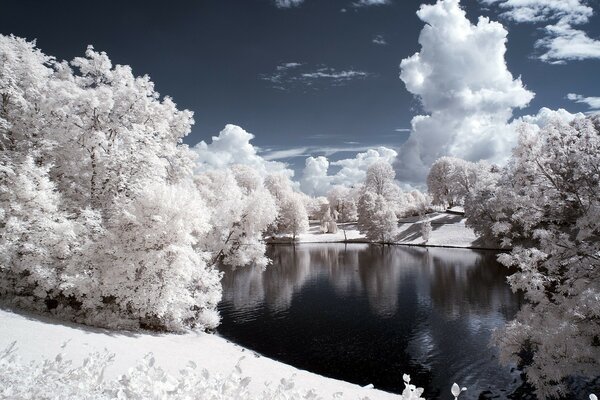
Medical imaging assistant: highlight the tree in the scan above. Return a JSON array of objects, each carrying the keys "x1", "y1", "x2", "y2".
[
  {"x1": 365, "y1": 160, "x2": 396, "y2": 197},
  {"x1": 278, "y1": 192, "x2": 309, "y2": 240},
  {"x1": 195, "y1": 169, "x2": 277, "y2": 268},
  {"x1": 0, "y1": 34, "x2": 222, "y2": 331},
  {"x1": 427, "y1": 156, "x2": 481, "y2": 207},
  {"x1": 465, "y1": 117, "x2": 600, "y2": 397},
  {"x1": 264, "y1": 172, "x2": 310, "y2": 239},
  {"x1": 327, "y1": 185, "x2": 358, "y2": 222},
  {"x1": 357, "y1": 191, "x2": 398, "y2": 243}
]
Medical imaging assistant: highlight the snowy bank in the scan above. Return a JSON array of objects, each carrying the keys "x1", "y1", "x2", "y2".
[
  {"x1": 0, "y1": 307, "x2": 400, "y2": 399},
  {"x1": 268, "y1": 212, "x2": 498, "y2": 250}
]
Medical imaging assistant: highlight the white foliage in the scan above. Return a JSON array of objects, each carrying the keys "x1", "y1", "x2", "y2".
[
  {"x1": 195, "y1": 168, "x2": 277, "y2": 269},
  {"x1": 464, "y1": 116, "x2": 600, "y2": 397},
  {"x1": 1, "y1": 342, "x2": 481, "y2": 400},
  {"x1": 357, "y1": 191, "x2": 398, "y2": 244},
  {"x1": 0, "y1": 34, "x2": 221, "y2": 331}
]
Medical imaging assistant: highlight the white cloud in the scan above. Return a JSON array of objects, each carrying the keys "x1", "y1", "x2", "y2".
[
  {"x1": 300, "y1": 147, "x2": 398, "y2": 195},
  {"x1": 274, "y1": 0, "x2": 304, "y2": 8},
  {"x1": 261, "y1": 147, "x2": 310, "y2": 161},
  {"x1": 276, "y1": 62, "x2": 302, "y2": 70},
  {"x1": 352, "y1": 0, "x2": 391, "y2": 7},
  {"x1": 482, "y1": 0, "x2": 600, "y2": 62},
  {"x1": 397, "y1": 0, "x2": 534, "y2": 183},
  {"x1": 372, "y1": 35, "x2": 387, "y2": 45},
  {"x1": 567, "y1": 93, "x2": 600, "y2": 112},
  {"x1": 301, "y1": 69, "x2": 369, "y2": 80},
  {"x1": 261, "y1": 63, "x2": 371, "y2": 90},
  {"x1": 193, "y1": 124, "x2": 293, "y2": 178},
  {"x1": 517, "y1": 107, "x2": 583, "y2": 128},
  {"x1": 261, "y1": 143, "x2": 394, "y2": 161}
]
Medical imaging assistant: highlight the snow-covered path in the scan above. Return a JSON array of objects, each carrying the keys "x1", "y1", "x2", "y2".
[{"x1": 0, "y1": 308, "x2": 399, "y2": 399}]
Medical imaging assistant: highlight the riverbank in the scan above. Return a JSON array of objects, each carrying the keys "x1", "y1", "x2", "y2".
[
  {"x1": 267, "y1": 211, "x2": 499, "y2": 250},
  {"x1": 0, "y1": 307, "x2": 399, "y2": 399}
]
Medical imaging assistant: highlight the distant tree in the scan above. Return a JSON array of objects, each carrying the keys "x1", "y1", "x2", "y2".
[
  {"x1": 357, "y1": 191, "x2": 398, "y2": 243},
  {"x1": 327, "y1": 186, "x2": 358, "y2": 222},
  {"x1": 230, "y1": 164, "x2": 262, "y2": 193},
  {"x1": 279, "y1": 192, "x2": 309, "y2": 240},
  {"x1": 195, "y1": 169, "x2": 277, "y2": 268},
  {"x1": 465, "y1": 117, "x2": 600, "y2": 397},
  {"x1": 420, "y1": 217, "x2": 432, "y2": 243},
  {"x1": 427, "y1": 157, "x2": 476, "y2": 207},
  {"x1": 365, "y1": 161, "x2": 396, "y2": 197}
]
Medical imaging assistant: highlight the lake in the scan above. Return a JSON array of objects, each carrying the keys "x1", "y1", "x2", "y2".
[{"x1": 217, "y1": 244, "x2": 527, "y2": 399}]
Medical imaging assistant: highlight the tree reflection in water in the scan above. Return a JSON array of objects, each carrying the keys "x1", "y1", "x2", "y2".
[{"x1": 218, "y1": 244, "x2": 526, "y2": 399}]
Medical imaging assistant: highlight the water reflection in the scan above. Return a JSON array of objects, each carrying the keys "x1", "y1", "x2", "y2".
[{"x1": 218, "y1": 244, "x2": 525, "y2": 399}]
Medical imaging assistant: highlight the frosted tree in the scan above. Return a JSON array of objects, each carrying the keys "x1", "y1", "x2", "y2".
[
  {"x1": 365, "y1": 160, "x2": 396, "y2": 197},
  {"x1": 0, "y1": 158, "x2": 79, "y2": 306},
  {"x1": 427, "y1": 156, "x2": 480, "y2": 207},
  {"x1": 357, "y1": 191, "x2": 398, "y2": 243},
  {"x1": 265, "y1": 172, "x2": 309, "y2": 239},
  {"x1": 327, "y1": 185, "x2": 358, "y2": 222},
  {"x1": 64, "y1": 182, "x2": 222, "y2": 331},
  {"x1": 278, "y1": 192, "x2": 309, "y2": 240},
  {"x1": 465, "y1": 117, "x2": 600, "y2": 397},
  {"x1": 195, "y1": 169, "x2": 277, "y2": 268},
  {"x1": 0, "y1": 34, "x2": 222, "y2": 331},
  {"x1": 420, "y1": 217, "x2": 432, "y2": 243}
]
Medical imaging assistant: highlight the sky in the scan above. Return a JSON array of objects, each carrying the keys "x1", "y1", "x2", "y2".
[{"x1": 2, "y1": 0, "x2": 600, "y2": 191}]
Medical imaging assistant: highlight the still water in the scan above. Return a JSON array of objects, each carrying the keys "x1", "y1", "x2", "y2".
[{"x1": 217, "y1": 244, "x2": 526, "y2": 399}]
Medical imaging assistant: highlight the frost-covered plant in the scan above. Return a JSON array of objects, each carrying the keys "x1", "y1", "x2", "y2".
[
  {"x1": 400, "y1": 374, "x2": 425, "y2": 399},
  {"x1": 357, "y1": 191, "x2": 398, "y2": 244},
  {"x1": 0, "y1": 343, "x2": 437, "y2": 400},
  {"x1": 420, "y1": 218, "x2": 432, "y2": 243},
  {"x1": 265, "y1": 173, "x2": 309, "y2": 240},
  {"x1": 464, "y1": 117, "x2": 600, "y2": 397},
  {"x1": 0, "y1": 34, "x2": 221, "y2": 331},
  {"x1": 195, "y1": 168, "x2": 277, "y2": 268},
  {"x1": 450, "y1": 383, "x2": 467, "y2": 399}
]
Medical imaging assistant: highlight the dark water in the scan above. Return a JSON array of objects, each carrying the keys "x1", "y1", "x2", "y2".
[{"x1": 217, "y1": 244, "x2": 526, "y2": 399}]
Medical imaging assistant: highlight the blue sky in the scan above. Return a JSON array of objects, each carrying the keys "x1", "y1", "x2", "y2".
[{"x1": 2, "y1": 0, "x2": 599, "y2": 186}]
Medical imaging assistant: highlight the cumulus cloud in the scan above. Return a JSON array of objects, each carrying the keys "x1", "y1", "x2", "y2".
[
  {"x1": 482, "y1": 0, "x2": 600, "y2": 63},
  {"x1": 397, "y1": 0, "x2": 534, "y2": 183},
  {"x1": 262, "y1": 143, "x2": 394, "y2": 161},
  {"x1": 261, "y1": 63, "x2": 371, "y2": 90},
  {"x1": 193, "y1": 124, "x2": 294, "y2": 178},
  {"x1": 300, "y1": 147, "x2": 398, "y2": 196},
  {"x1": 567, "y1": 93, "x2": 600, "y2": 112},
  {"x1": 274, "y1": 0, "x2": 304, "y2": 8},
  {"x1": 372, "y1": 35, "x2": 388, "y2": 45},
  {"x1": 517, "y1": 107, "x2": 584, "y2": 128}
]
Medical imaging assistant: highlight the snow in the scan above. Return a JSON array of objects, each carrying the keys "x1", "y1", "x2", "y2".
[
  {"x1": 269, "y1": 212, "x2": 496, "y2": 249},
  {"x1": 0, "y1": 307, "x2": 398, "y2": 399}
]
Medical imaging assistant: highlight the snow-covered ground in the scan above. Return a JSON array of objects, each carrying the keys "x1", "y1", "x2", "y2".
[
  {"x1": 269, "y1": 211, "x2": 496, "y2": 249},
  {"x1": 0, "y1": 307, "x2": 400, "y2": 399}
]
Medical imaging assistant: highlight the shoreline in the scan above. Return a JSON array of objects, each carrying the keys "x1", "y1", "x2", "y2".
[
  {"x1": 0, "y1": 307, "x2": 399, "y2": 399},
  {"x1": 267, "y1": 211, "x2": 505, "y2": 251}
]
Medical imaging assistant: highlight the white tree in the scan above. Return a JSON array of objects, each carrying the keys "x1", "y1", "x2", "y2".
[
  {"x1": 327, "y1": 185, "x2": 358, "y2": 222},
  {"x1": 427, "y1": 156, "x2": 489, "y2": 208},
  {"x1": 0, "y1": 34, "x2": 223, "y2": 331},
  {"x1": 465, "y1": 117, "x2": 600, "y2": 397},
  {"x1": 195, "y1": 169, "x2": 277, "y2": 269},
  {"x1": 357, "y1": 191, "x2": 398, "y2": 243},
  {"x1": 365, "y1": 160, "x2": 396, "y2": 197},
  {"x1": 278, "y1": 192, "x2": 309, "y2": 240}
]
